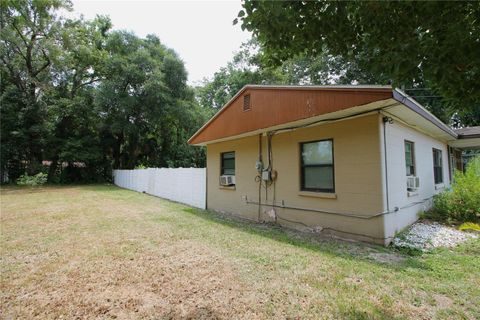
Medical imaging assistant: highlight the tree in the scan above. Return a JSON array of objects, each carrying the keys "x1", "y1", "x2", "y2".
[
  {"x1": 44, "y1": 15, "x2": 112, "y2": 181},
  {"x1": 1, "y1": 0, "x2": 69, "y2": 179},
  {"x1": 1, "y1": 0, "x2": 207, "y2": 183},
  {"x1": 237, "y1": 1, "x2": 480, "y2": 124},
  {"x1": 196, "y1": 40, "x2": 282, "y2": 112},
  {"x1": 96, "y1": 31, "x2": 206, "y2": 169},
  {"x1": 196, "y1": 39, "x2": 389, "y2": 112}
]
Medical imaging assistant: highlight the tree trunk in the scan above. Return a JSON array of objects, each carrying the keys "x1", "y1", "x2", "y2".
[
  {"x1": 47, "y1": 157, "x2": 59, "y2": 182},
  {"x1": 113, "y1": 134, "x2": 123, "y2": 169}
]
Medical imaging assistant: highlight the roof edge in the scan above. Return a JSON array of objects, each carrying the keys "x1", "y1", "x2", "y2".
[
  {"x1": 188, "y1": 85, "x2": 249, "y2": 145},
  {"x1": 392, "y1": 89, "x2": 457, "y2": 139},
  {"x1": 454, "y1": 126, "x2": 480, "y2": 139},
  {"x1": 458, "y1": 134, "x2": 480, "y2": 139},
  {"x1": 242, "y1": 84, "x2": 393, "y2": 91}
]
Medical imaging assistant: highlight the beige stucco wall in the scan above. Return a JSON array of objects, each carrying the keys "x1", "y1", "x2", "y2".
[{"x1": 207, "y1": 114, "x2": 388, "y2": 244}]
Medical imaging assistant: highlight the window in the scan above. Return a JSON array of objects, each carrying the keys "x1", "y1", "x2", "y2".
[
  {"x1": 243, "y1": 94, "x2": 251, "y2": 111},
  {"x1": 404, "y1": 140, "x2": 415, "y2": 176},
  {"x1": 300, "y1": 139, "x2": 334, "y2": 193},
  {"x1": 433, "y1": 148, "x2": 443, "y2": 184},
  {"x1": 221, "y1": 152, "x2": 235, "y2": 176}
]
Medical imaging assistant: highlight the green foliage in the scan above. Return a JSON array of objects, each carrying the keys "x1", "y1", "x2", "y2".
[
  {"x1": 1, "y1": 1, "x2": 206, "y2": 183},
  {"x1": 238, "y1": 1, "x2": 480, "y2": 126},
  {"x1": 196, "y1": 40, "x2": 280, "y2": 112},
  {"x1": 196, "y1": 39, "x2": 386, "y2": 113},
  {"x1": 96, "y1": 31, "x2": 207, "y2": 169},
  {"x1": 1, "y1": 0, "x2": 70, "y2": 179},
  {"x1": 425, "y1": 157, "x2": 480, "y2": 223},
  {"x1": 459, "y1": 222, "x2": 480, "y2": 232},
  {"x1": 16, "y1": 173, "x2": 48, "y2": 186}
]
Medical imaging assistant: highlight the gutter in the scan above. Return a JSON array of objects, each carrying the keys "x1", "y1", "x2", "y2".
[{"x1": 392, "y1": 89, "x2": 457, "y2": 139}]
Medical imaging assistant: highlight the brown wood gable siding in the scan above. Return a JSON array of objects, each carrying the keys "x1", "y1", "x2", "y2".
[{"x1": 189, "y1": 88, "x2": 393, "y2": 145}]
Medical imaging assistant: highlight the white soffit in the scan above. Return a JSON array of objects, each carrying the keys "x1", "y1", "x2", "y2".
[
  {"x1": 448, "y1": 138, "x2": 480, "y2": 149},
  {"x1": 383, "y1": 104, "x2": 456, "y2": 142}
]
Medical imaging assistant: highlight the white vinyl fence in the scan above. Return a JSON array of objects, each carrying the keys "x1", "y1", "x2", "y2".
[{"x1": 113, "y1": 168, "x2": 206, "y2": 209}]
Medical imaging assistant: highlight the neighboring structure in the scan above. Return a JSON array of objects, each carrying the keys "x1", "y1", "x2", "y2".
[
  {"x1": 188, "y1": 85, "x2": 479, "y2": 245},
  {"x1": 451, "y1": 126, "x2": 480, "y2": 171}
]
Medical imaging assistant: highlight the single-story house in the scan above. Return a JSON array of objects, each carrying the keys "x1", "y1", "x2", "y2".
[{"x1": 188, "y1": 85, "x2": 479, "y2": 245}]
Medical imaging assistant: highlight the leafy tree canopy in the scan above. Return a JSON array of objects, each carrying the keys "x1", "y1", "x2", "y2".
[
  {"x1": 1, "y1": 0, "x2": 206, "y2": 183},
  {"x1": 237, "y1": 1, "x2": 480, "y2": 123},
  {"x1": 197, "y1": 39, "x2": 385, "y2": 113},
  {"x1": 96, "y1": 31, "x2": 207, "y2": 169}
]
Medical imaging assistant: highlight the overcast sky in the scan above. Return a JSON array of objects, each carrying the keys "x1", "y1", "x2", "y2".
[{"x1": 70, "y1": 0, "x2": 251, "y2": 85}]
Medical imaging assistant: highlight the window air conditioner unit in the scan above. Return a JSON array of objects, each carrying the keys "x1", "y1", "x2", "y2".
[
  {"x1": 220, "y1": 175, "x2": 235, "y2": 186},
  {"x1": 407, "y1": 176, "x2": 420, "y2": 190}
]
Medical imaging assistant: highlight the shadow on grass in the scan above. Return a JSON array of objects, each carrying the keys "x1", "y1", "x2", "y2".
[
  {"x1": 0, "y1": 184, "x2": 80, "y2": 194},
  {"x1": 1, "y1": 184, "x2": 115, "y2": 194},
  {"x1": 80, "y1": 184, "x2": 120, "y2": 192},
  {"x1": 181, "y1": 207, "x2": 429, "y2": 271},
  {"x1": 338, "y1": 306, "x2": 409, "y2": 320}
]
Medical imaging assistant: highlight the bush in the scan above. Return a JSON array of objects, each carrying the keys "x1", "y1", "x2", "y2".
[
  {"x1": 58, "y1": 164, "x2": 111, "y2": 184},
  {"x1": 425, "y1": 156, "x2": 480, "y2": 223},
  {"x1": 458, "y1": 222, "x2": 480, "y2": 232},
  {"x1": 16, "y1": 173, "x2": 48, "y2": 186}
]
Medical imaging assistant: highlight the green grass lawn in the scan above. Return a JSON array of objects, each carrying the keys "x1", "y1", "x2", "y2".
[{"x1": 1, "y1": 185, "x2": 479, "y2": 319}]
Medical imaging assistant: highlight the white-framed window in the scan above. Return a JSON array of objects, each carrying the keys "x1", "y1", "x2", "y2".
[
  {"x1": 404, "y1": 140, "x2": 415, "y2": 176},
  {"x1": 433, "y1": 148, "x2": 443, "y2": 184},
  {"x1": 300, "y1": 139, "x2": 335, "y2": 193}
]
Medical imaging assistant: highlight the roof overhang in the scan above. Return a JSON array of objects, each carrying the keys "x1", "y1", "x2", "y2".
[
  {"x1": 392, "y1": 89, "x2": 457, "y2": 140},
  {"x1": 449, "y1": 126, "x2": 480, "y2": 149},
  {"x1": 448, "y1": 137, "x2": 480, "y2": 149}
]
